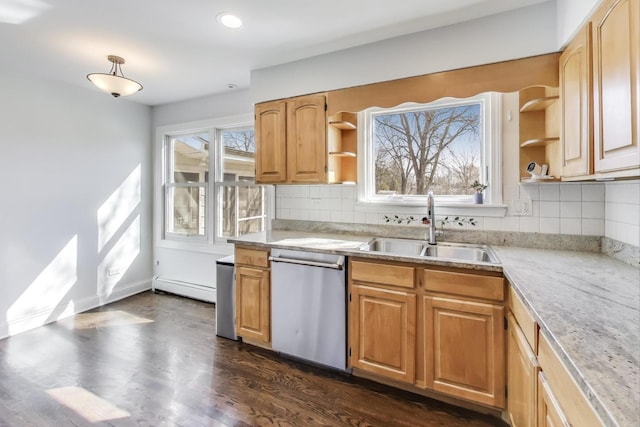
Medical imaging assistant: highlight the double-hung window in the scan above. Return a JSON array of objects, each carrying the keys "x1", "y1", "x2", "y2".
[
  {"x1": 360, "y1": 93, "x2": 501, "y2": 205},
  {"x1": 162, "y1": 118, "x2": 270, "y2": 245}
]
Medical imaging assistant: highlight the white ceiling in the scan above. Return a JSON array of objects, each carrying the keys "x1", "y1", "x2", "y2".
[{"x1": 0, "y1": 0, "x2": 550, "y2": 106}]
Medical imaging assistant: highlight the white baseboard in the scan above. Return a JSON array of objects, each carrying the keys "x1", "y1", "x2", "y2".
[
  {"x1": 0, "y1": 278, "x2": 152, "y2": 341},
  {"x1": 152, "y1": 277, "x2": 216, "y2": 303}
]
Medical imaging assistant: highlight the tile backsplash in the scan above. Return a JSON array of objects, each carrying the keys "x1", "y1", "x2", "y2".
[
  {"x1": 275, "y1": 179, "x2": 639, "y2": 248},
  {"x1": 605, "y1": 180, "x2": 640, "y2": 247}
]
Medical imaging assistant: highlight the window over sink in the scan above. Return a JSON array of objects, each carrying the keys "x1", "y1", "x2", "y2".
[{"x1": 359, "y1": 93, "x2": 502, "y2": 206}]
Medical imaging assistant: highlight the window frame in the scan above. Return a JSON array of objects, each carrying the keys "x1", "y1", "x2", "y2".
[
  {"x1": 154, "y1": 114, "x2": 273, "y2": 253},
  {"x1": 357, "y1": 92, "x2": 503, "y2": 207}
]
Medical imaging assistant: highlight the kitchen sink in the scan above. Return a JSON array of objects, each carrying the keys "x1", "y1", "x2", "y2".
[
  {"x1": 423, "y1": 243, "x2": 499, "y2": 264},
  {"x1": 359, "y1": 237, "x2": 426, "y2": 256},
  {"x1": 358, "y1": 238, "x2": 500, "y2": 264}
]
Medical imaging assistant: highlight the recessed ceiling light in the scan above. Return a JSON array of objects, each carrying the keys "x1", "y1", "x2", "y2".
[{"x1": 217, "y1": 12, "x2": 242, "y2": 29}]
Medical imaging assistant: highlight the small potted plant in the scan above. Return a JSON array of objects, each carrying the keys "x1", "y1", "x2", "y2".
[{"x1": 470, "y1": 180, "x2": 488, "y2": 204}]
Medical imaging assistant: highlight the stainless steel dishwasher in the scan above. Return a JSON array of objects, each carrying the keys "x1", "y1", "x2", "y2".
[{"x1": 269, "y1": 248, "x2": 347, "y2": 371}]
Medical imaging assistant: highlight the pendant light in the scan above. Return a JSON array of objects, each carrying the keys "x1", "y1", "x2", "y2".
[{"x1": 87, "y1": 55, "x2": 143, "y2": 98}]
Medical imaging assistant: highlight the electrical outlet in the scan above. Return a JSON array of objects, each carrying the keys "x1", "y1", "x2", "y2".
[{"x1": 510, "y1": 199, "x2": 532, "y2": 216}]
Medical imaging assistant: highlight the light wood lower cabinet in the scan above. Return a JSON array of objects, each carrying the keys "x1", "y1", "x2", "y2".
[
  {"x1": 508, "y1": 314, "x2": 540, "y2": 427},
  {"x1": 349, "y1": 284, "x2": 416, "y2": 383},
  {"x1": 538, "y1": 372, "x2": 571, "y2": 427},
  {"x1": 424, "y1": 296, "x2": 505, "y2": 408},
  {"x1": 234, "y1": 247, "x2": 270, "y2": 343},
  {"x1": 349, "y1": 258, "x2": 506, "y2": 410}
]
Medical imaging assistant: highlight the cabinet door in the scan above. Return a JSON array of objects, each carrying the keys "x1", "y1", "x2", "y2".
[
  {"x1": 508, "y1": 315, "x2": 540, "y2": 427},
  {"x1": 235, "y1": 266, "x2": 270, "y2": 343},
  {"x1": 537, "y1": 372, "x2": 571, "y2": 427},
  {"x1": 560, "y1": 23, "x2": 593, "y2": 177},
  {"x1": 255, "y1": 101, "x2": 287, "y2": 183},
  {"x1": 424, "y1": 296, "x2": 505, "y2": 408},
  {"x1": 592, "y1": 0, "x2": 640, "y2": 173},
  {"x1": 286, "y1": 94, "x2": 327, "y2": 183},
  {"x1": 350, "y1": 284, "x2": 416, "y2": 383}
]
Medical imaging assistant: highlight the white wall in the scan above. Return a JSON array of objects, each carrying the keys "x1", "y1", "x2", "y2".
[
  {"x1": 556, "y1": 0, "x2": 601, "y2": 48},
  {"x1": 251, "y1": 1, "x2": 558, "y2": 103},
  {"x1": 0, "y1": 71, "x2": 153, "y2": 339},
  {"x1": 605, "y1": 180, "x2": 640, "y2": 247},
  {"x1": 152, "y1": 89, "x2": 253, "y2": 128}
]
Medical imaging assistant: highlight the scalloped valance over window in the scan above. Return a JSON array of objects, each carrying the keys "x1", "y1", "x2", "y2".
[{"x1": 327, "y1": 52, "x2": 560, "y2": 115}]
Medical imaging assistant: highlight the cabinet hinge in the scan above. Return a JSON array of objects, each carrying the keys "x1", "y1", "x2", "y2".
[
  {"x1": 324, "y1": 103, "x2": 327, "y2": 111},
  {"x1": 325, "y1": 165, "x2": 328, "y2": 173},
  {"x1": 349, "y1": 293, "x2": 352, "y2": 302},
  {"x1": 505, "y1": 385, "x2": 508, "y2": 398},
  {"x1": 349, "y1": 347, "x2": 352, "y2": 357},
  {"x1": 504, "y1": 316, "x2": 508, "y2": 330}
]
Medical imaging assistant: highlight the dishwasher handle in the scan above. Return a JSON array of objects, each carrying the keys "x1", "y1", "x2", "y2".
[{"x1": 268, "y1": 255, "x2": 345, "y2": 270}]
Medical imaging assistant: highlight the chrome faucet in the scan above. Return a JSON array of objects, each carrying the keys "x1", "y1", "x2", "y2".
[{"x1": 426, "y1": 191, "x2": 437, "y2": 245}]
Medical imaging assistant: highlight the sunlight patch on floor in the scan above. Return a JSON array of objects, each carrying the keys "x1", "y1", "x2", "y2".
[
  {"x1": 67, "y1": 310, "x2": 153, "y2": 330},
  {"x1": 45, "y1": 386, "x2": 130, "y2": 422}
]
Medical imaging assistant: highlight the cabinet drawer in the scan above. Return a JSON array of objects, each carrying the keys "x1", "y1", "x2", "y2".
[
  {"x1": 421, "y1": 269, "x2": 504, "y2": 301},
  {"x1": 351, "y1": 260, "x2": 415, "y2": 288},
  {"x1": 509, "y1": 287, "x2": 538, "y2": 352},
  {"x1": 538, "y1": 333, "x2": 603, "y2": 426},
  {"x1": 235, "y1": 247, "x2": 270, "y2": 268}
]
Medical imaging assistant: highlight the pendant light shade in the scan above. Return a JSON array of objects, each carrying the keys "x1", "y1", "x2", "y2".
[{"x1": 87, "y1": 55, "x2": 142, "y2": 98}]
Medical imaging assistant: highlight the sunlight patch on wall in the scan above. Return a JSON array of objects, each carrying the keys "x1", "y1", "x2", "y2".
[
  {"x1": 97, "y1": 165, "x2": 141, "y2": 252},
  {"x1": 46, "y1": 386, "x2": 130, "y2": 423},
  {"x1": 97, "y1": 216, "x2": 140, "y2": 300},
  {"x1": 67, "y1": 310, "x2": 153, "y2": 330},
  {"x1": 0, "y1": 0, "x2": 50, "y2": 24},
  {"x1": 7, "y1": 235, "x2": 77, "y2": 335}
]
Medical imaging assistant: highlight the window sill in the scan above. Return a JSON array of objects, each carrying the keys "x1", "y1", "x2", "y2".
[{"x1": 354, "y1": 201, "x2": 508, "y2": 217}]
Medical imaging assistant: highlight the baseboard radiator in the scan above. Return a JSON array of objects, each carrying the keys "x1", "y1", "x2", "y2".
[{"x1": 152, "y1": 277, "x2": 216, "y2": 303}]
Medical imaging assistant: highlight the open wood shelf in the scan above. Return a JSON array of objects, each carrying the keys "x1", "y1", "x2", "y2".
[
  {"x1": 329, "y1": 151, "x2": 356, "y2": 157},
  {"x1": 520, "y1": 137, "x2": 559, "y2": 148},
  {"x1": 329, "y1": 120, "x2": 357, "y2": 130},
  {"x1": 519, "y1": 96, "x2": 559, "y2": 112},
  {"x1": 520, "y1": 177, "x2": 561, "y2": 183}
]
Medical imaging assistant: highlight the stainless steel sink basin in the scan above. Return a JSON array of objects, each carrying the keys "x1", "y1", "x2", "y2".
[
  {"x1": 359, "y1": 237, "x2": 426, "y2": 256},
  {"x1": 358, "y1": 238, "x2": 500, "y2": 264},
  {"x1": 423, "y1": 243, "x2": 499, "y2": 264}
]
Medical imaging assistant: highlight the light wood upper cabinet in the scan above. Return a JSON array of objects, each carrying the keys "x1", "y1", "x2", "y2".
[
  {"x1": 255, "y1": 93, "x2": 358, "y2": 184},
  {"x1": 286, "y1": 94, "x2": 327, "y2": 183},
  {"x1": 255, "y1": 101, "x2": 287, "y2": 183},
  {"x1": 350, "y1": 284, "x2": 416, "y2": 383},
  {"x1": 235, "y1": 247, "x2": 271, "y2": 343},
  {"x1": 424, "y1": 296, "x2": 505, "y2": 408},
  {"x1": 560, "y1": 23, "x2": 593, "y2": 178},
  {"x1": 508, "y1": 314, "x2": 540, "y2": 427},
  {"x1": 592, "y1": 0, "x2": 640, "y2": 174}
]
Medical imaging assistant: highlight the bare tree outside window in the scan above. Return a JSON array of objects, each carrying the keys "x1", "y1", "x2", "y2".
[
  {"x1": 374, "y1": 103, "x2": 482, "y2": 197},
  {"x1": 223, "y1": 129, "x2": 256, "y2": 153}
]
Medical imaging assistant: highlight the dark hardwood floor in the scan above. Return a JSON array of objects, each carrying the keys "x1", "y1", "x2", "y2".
[{"x1": 0, "y1": 291, "x2": 506, "y2": 426}]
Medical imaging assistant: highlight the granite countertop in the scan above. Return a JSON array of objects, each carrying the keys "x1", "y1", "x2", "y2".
[
  {"x1": 228, "y1": 230, "x2": 503, "y2": 272},
  {"x1": 493, "y1": 246, "x2": 640, "y2": 427},
  {"x1": 230, "y1": 231, "x2": 640, "y2": 427}
]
